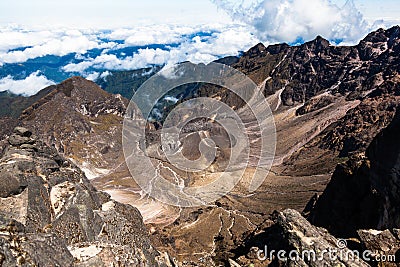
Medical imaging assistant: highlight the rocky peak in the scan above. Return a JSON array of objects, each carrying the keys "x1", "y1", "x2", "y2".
[
  {"x1": 56, "y1": 76, "x2": 109, "y2": 99},
  {"x1": 387, "y1": 25, "x2": 400, "y2": 46},
  {"x1": 21, "y1": 76, "x2": 127, "y2": 119},
  {"x1": 265, "y1": 42, "x2": 290, "y2": 55},
  {"x1": 17, "y1": 78, "x2": 129, "y2": 180},
  {"x1": 231, "y1": 26, "x2": 400, "y2": 110},
  {"x1": 243, "y1": 42, "x2": 267, "y2": 58},
  {"x1": 362, "y1": 28, "x2": 389, "y2": 43},
  {"x1": 360, "y1": 26, "x2": 400, "y2": 45},
  {"x1": 302, "y1": 35, "x2": 330, "y2": 52},
  {"x1": 357, "y1": 26, "x2": 400, "y2": 61}
]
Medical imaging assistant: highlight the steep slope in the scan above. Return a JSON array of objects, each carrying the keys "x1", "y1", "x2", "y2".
[
  {"x1": 187, "y1": 26, "x2": 400, "y2": 177},
  {"x1": 19, "y1": 76, "x2": 128, "y2": 180},
  {"x1": 144, "y1": 27, "x2": 400, "y2": 265},
  {"x1": 282, "y1": 74, "x2": 400, "y2": 176}
]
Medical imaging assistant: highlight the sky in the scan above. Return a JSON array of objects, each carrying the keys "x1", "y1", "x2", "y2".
[
  {"x1": 345, "y1": 0, "x2": 400, "y2": 21},
  {"x1": 0, "y1": 0, "x2": 399, "y2": 28},
  {"x1": 0, "y1": 0, "x2": 399, "y2": 96},
  {"x1": 0, "y1": 0, "x2": 232, "y2": 28}
]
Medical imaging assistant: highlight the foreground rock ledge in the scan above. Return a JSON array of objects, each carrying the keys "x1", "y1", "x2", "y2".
[{"x1": 0, "y1": 127, "x2": 174, "y2": 267}]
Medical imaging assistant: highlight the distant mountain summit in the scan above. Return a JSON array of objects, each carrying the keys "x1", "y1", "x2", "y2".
[{"x1": 18, "y1": 76, "x2": 128, "y2": 180}]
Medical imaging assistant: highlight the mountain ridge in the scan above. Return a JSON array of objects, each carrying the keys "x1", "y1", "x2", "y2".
[{"x1": 0, "y1": 26, "x2": 400, "y2": 266}]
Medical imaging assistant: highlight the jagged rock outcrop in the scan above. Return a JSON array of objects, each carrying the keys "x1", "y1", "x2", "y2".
[
  {"x1": 308, "y1": 107, "x2": 400, "y2": 237},
  {"x1": 231, "y1": 209, "x2": 370, "y2": 266},
  {"x1": 0, "y1": 127, "x2": 173, "y2": 266},
  {"x1": 358, "y1": 229, "x2": 400, "y2": 263}
]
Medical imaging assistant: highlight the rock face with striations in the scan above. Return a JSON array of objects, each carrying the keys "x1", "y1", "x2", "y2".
[{"x1": 0, "y1": 127, "x2": 172, "y2": 266}]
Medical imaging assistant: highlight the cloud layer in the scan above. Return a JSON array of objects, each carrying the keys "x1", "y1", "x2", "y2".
[
  {"x1": 0, "y1": 28, "x2": 117, "y2": 65},
  {"x1": 60, "y1": 25, "x2": 258, "y2": 73},
  {"x1": 0, "y1": 71, "x2": 55, "y2": 96},
  {"x1": 0, "y1": 24, "x2": 260, "y2": 95}
]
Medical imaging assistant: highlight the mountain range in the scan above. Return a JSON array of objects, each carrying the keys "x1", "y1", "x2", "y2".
[{"x1": 0, "y1": 26, "x2": 399, "y2": 266}]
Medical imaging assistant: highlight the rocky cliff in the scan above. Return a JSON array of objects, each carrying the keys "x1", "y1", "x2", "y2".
[
  {"x1": 309, "y1": 107, "x2": 400, "y2": 238},
  {"x1": 0, "y1": 127, "x2": 173, "y2": 266}
]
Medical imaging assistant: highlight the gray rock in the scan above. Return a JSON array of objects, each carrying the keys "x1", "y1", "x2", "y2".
[
  {"x1": 96, "y1": 191, "x2": 111, "y2": 205},
  {"x1": 25, "y1": 175, "x2": 53, "y2": 233},
  {"x1": 13, "y1": 127, "x2": 32, "y2": 137},
  {"x1": 0, "y1": 172, "x2": 27, "y2": 198},
  {"x1": 95, "y1": 201, "x2": 161, "y2": 266},
  {"x1": 71, "y1": 242, "x2": 173, "y2": 267},
  {"x1": 0, "y1": 237, "x2": 16, "y2": 267},
  {"x1": 358, "y1": 229, "x2": 400, "y2": 254},
  {"x1": 8, "y1": 134, "x2": 34, "y2": 146},
  {"x1": 96, "y1": 201, "x2": 149, "y2": 246},
  {"x1": 0, "y1": 213, "x2": 25, "y2": 233},
  {"x1": 52, "y1": 205, "x2": 103, "y2": 245},
  {"x1": 20, "y1": 144, "x2": 37, "y2": 151},
  {"x1": 48, "y1": 169, "x2": 84, "y2": 187},
  {"x1": 35, "y1": 158, "x2": 60, "y2": 174},
  {"x1": 0, "y1": 129, "x2": 173, "y2": 266},
  {"x1": 23, "y1": 233, "x2": 75, "y2": 267},
  {"x1": 273, "y1": 209, "x2": 369, "y2": 267}
]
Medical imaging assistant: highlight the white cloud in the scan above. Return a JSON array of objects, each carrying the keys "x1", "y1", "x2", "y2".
[
  {"x1": 211, "y1": 0, "x2": 369, "y2": 44},
  {"x1": 62, "y1": 49, "x2": 168, "y2": 72},
  {"x1": 0, "y1": 23, "x2": 258, "y2": 68},
  {"x1": 85, "y1": 72, "x2": 100, "y2": 81},
  {"x1": 62, "y1": 61, "x2": 94, "y2": 73},
  {"x1": 0, "y1": 27, "x2": 56, "y2": 53},
  {"x1": 186, "y1": 28, "x2": 259, "y2": 57},
  {"x1": 99, "y1": 71, "x2": 111, "y2": 80},
  {"x1": 104, "y1": 25, "x2": 196, "y2": 46},
  {"x1": 0, "y1": 28, "x2": 116, "y2": 65},
  {"x1": 0, "y1": 71, "x2": 55, "y2": 96},
  {"x1": 62, "y1": 25, "x2": 259, "y2": 73},
  {"x1": 1, "y1": 35, "x2": 97, "y2": 64}
]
